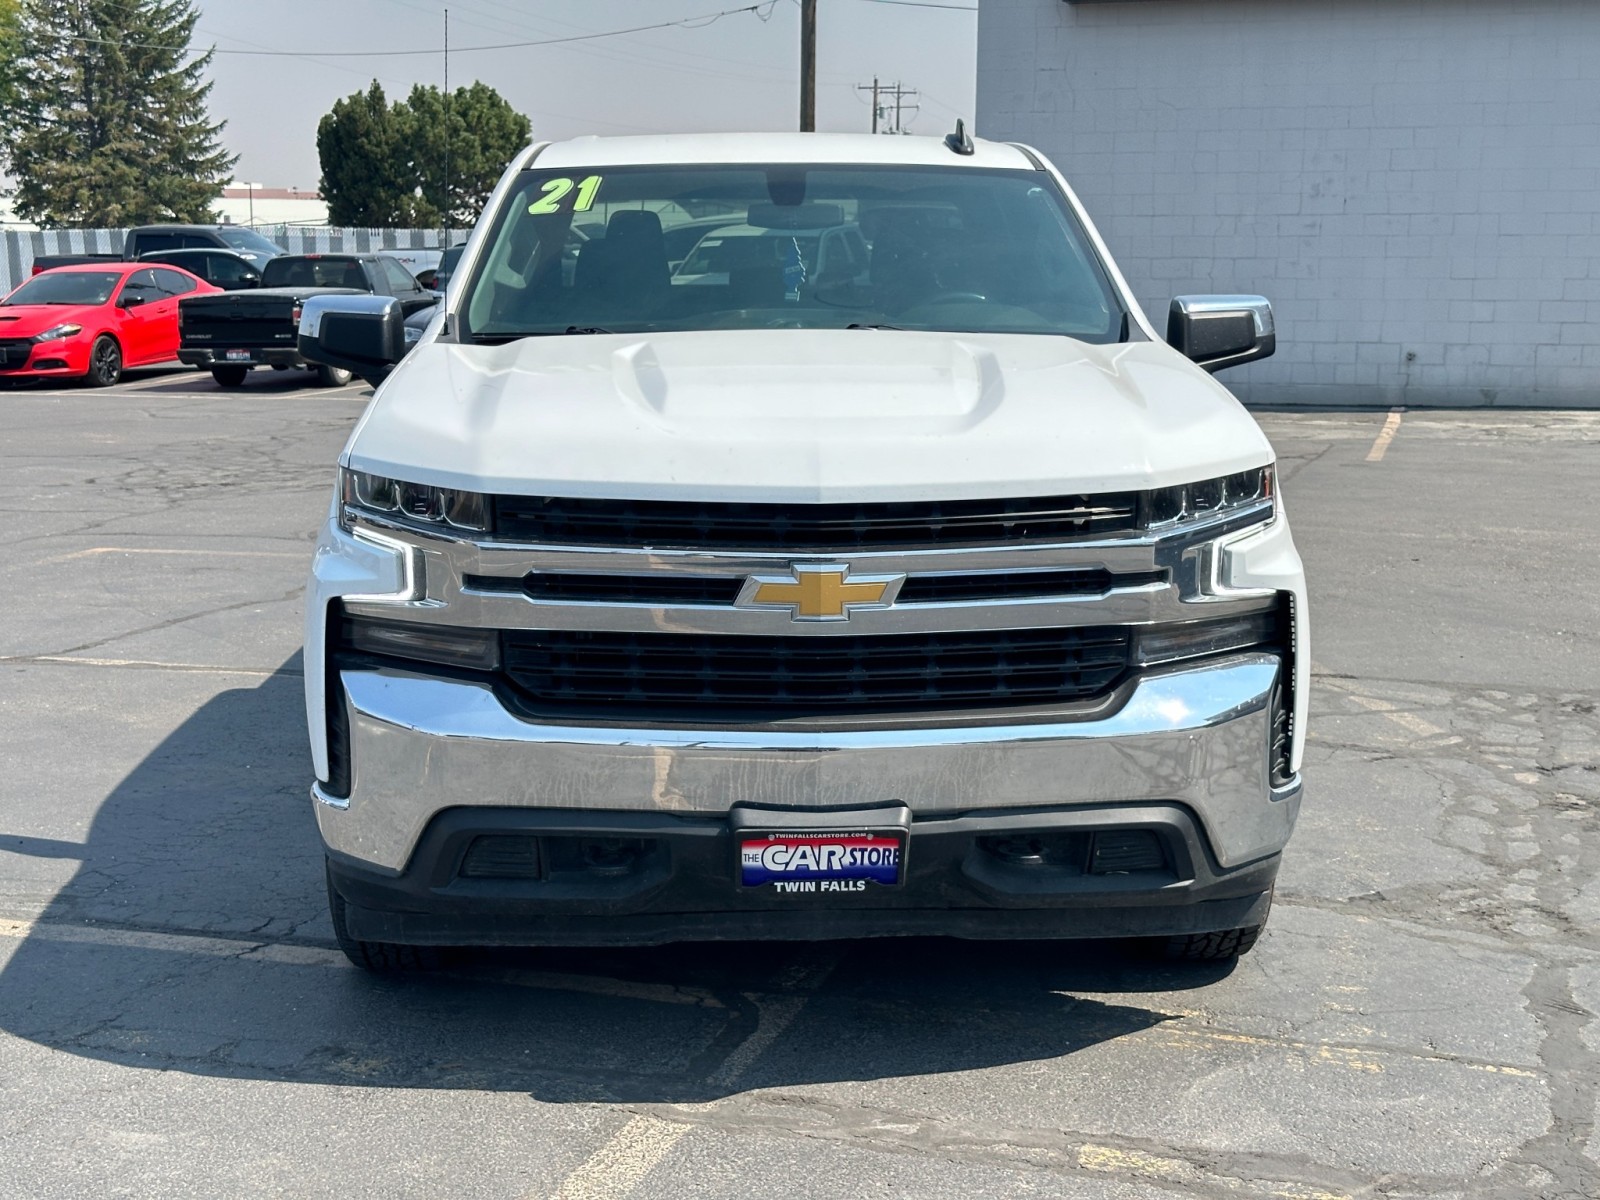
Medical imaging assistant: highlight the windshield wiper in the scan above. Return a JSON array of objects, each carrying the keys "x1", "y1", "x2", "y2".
[
  {"x1": 471, "y1": 326, "x2": 618, "y2": 344},
  {"x1": 846, "y1": 323, "x2": 909, "y2": 331}
]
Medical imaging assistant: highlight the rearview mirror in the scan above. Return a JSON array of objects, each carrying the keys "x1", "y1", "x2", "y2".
[
  {"x1": 1167, "y1": 295, "x2": 1275, "y2": 373},
  {"x1": 298, "y1": 295, "x2": 405, "y2": 387}
]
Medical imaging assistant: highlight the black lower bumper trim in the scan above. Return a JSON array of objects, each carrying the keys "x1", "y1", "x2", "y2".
[{"x1": 327, "y1": 803, "x2": 1281, "y2": 948}]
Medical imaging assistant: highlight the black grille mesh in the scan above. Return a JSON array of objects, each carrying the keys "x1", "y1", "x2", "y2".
[
  {"x1": 492, "y1": 493, "x2": 1141, "y2": 550},
  {"x1": 501, "y1": 626, "x2": 1132, "y2": 717}
]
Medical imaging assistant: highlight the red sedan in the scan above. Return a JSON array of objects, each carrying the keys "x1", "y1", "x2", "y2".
[{"x1": 0, "y1": 262, "x2": 221, "y2": 386}]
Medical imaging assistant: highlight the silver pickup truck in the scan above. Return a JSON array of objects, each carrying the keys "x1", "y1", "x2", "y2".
[{"x1": 297, "y1": 129, "x2": 1308, "y2": 972}]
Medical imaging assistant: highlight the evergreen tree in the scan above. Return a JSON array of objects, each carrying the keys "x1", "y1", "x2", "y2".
[
  {"x1": 316, "y1": 82, "x2": 410, "y2": 227},
  {"x1": 399, "y1": 83, "x2": 531, "y2": 229},
  {"x1": 0, "y1": 0, "x2": 20, "y2": 117},
  {"x1": 3, "y1": 0, "x2": 235, "y2": 227},
  {"x1": 319, "y1": 80, "x2": 530, "y2": 229}
]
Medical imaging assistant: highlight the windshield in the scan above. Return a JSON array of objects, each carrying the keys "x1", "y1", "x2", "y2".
[
  {"x1": 4, "y1": 271, "x2": 123, "y2": 306},
  {"x1": 461, "y1": 164, "x2": 1125, "y2": 341},
  {"x1": 260, "y1": 257, "x2": 368, "y2": 289},
  {"x1": 216, "y1": 228, "x2": 285, "y2": 257}
]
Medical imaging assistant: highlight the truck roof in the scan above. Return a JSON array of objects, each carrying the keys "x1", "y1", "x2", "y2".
[{"x1": 526, "y1": 131, "x2": 1036, "y2": 173}]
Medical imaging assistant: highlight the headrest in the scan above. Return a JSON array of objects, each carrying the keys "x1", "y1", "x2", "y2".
[{"x1": 607, "y1": 210, "x2": 665, "y2": 243}]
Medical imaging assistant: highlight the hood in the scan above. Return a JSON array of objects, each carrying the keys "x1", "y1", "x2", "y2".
[
  {"x1": 345, "y1": 330, "x2": 1275, "y2": 502},
  {"x1": 0, "y1": 304, "x2": 101, "y2": 336}
]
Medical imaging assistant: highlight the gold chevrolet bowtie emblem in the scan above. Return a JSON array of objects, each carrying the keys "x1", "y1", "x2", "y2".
[{"x1": 738, "y1": 562, "x2": 906, "y2": 621}]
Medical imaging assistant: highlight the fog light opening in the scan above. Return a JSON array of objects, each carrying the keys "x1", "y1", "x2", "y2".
[
  {"x1": 458, "y1": 835, "x2": 542, "y2": 880},
  {"x1": 980, "y1": 833, "x2": 1085, "y2": 868},
  {"x1": 1088, "y1": 830, "x2": 1167, "y2": 875},
  {"x1": 580, "y1": 838, "x2": 643, "y2": 878}
]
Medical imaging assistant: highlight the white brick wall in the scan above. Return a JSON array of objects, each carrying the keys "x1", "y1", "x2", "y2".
[{"x1": 977, "y1": 0, "x2": 1600, "y2": 406}]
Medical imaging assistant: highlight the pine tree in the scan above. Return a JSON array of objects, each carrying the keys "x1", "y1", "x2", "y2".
[
  {"x1": 0, "y1": 0, "x2": 20, "y2": 117},
  {"x1": 3, "y1": 0, "x2": 236, "y2": 227}
]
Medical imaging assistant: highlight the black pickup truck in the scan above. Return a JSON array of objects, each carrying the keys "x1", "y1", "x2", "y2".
[
  {"x1": 177, "y1": 253, "x2": 436, "y2": 387},
  {"x1": 29, "y1": 225, "x2": 287, "y2": 276}
]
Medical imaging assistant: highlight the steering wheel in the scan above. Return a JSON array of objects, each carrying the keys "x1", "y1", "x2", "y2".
[{"x1": 917, "y1": 291, "x2": 989, "y2": 306}]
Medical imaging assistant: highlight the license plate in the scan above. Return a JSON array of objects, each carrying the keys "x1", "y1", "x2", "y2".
[
  {"x1": 739, "y1": 830, "x2": 904, "y2": 892},
  {"x1": 224, "y1": 349, "x2": 253, "y2": 362}
]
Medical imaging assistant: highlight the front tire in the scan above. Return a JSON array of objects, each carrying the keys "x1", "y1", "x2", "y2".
[
  {"x1": 211, "y1": 365, "x2": 249, "y2": 388},
  {"x1": 327, "y1": 860, "x2": 450, "y2": 973},
  {"x1": 85, "y1": 336, "x2": 122, "y2": 387},
  {"x1": 314, "y1": 364, "x2": 353, "y2": 387},
  {"x1": 1158, "y1": 889, "x2": 1272, "y2": 962}
]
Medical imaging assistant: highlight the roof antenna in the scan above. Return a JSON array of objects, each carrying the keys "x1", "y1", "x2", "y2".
[{"x1": 945, "y1": 118, "x2": 975, "y2": 156}]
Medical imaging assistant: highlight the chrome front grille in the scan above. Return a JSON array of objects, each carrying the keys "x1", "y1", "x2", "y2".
[
  {"x1": 462, "y1": 566, "x2": 1166, "y2": 608},
  {"x1": 338, "y1": 496, "x2": 1282, "y2": 722}
]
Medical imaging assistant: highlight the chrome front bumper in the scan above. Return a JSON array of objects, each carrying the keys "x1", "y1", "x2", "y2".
[{"x1": 314, "y1": 651, "x2": 1299, "y2": 875}]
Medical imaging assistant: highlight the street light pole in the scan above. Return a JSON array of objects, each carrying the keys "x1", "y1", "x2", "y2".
[
  {"x1": 242, "y1": 181, "x2": 263, "y2": 227},
  {"x1": 800, "y1": 0, "x2": 816, "y2": 132}
]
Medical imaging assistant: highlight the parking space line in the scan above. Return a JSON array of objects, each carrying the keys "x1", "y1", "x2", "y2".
[
  {"x1": 6, "y1": 656, "x2": 286, "y2": 677},
  {"x1": 1325, "y1": 682, "x2": 1450, "y2": 738},
  {"x1": 1364, "y1": 408, "x2": 1404, "y2": 462},
  {"x1": 0, "y1": 918, "x2": 729, "y2": 1010},
  {"x1": 545, "y1": 952, "x2": 837, "y2": 1200},
  {"x1": 46, "y1": 546, "x2": 307, "y2": 563},
  {"x1": 552, "y1": 1117, "x2": 692, "y2": 1200}
]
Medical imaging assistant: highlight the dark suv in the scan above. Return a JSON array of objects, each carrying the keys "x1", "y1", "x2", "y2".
[{"x1": 138, "y1": 248, "x2": 262, "y2": 290}]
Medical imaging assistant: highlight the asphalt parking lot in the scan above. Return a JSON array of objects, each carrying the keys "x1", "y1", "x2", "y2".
[{"x1": 2, "y1": 367, "x2": 1598, "y2": 1199}]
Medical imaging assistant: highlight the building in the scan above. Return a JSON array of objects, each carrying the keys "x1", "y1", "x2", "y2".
[
  {"x1": 977, "y1": 0, "x2": 1600, "y2": 407},
  {"x1": 0, "y1": 186, "x2": 329, "y2": 232},
  {"x1": 214, "y1": 185, "x2": 329, "y2": 229}
]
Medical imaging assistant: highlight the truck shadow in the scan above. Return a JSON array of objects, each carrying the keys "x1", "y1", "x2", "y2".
[{"x1": 0, "y1": 658, "x2": 1232, "y2": 1102}]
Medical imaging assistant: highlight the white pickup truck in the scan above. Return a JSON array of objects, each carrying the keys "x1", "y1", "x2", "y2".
[{"x1": 297, "y1": 128, "x2": 1308, "y2": 972}]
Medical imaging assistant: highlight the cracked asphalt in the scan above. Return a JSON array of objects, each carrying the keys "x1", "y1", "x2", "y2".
[{"x1": 1, "y1": 368, "x2": 1598, "y2": 1199}]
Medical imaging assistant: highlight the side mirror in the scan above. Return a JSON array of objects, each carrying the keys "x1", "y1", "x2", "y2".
[
  {"x1": 118, "y1": 291, "x2": 147, "y2": 309},
  {"x1": 298, "y1": 294, "x2": 405, "y2": 387},
  {"x1": 1168, "y1": 295, "x2": 1275, "y2": 373}
]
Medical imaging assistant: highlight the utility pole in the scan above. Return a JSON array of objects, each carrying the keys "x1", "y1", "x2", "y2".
[
  {"x1": 856, "y1": 79, "x2": 918, "y2": 134},
  {"x1": 857, "y1": 77, "x2": 881, "y2": 134},
  {"x1": 800, "y1": 0, "x2": 816, "y2": 131},
  {"x1": 891, "y1": 80, "x2": 918, "y2": 135}
]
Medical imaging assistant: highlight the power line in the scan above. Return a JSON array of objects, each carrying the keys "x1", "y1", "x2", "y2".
[
  {"x1": 856, "y1": 0, "x2": 977, "y2": 10},
  {"x1": 36, "y1": 3, "x2": 781, "y2": 59}
]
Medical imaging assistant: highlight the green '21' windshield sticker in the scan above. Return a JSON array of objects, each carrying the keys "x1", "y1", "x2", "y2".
[{"x1": 528, "y1": 175, "x2": 603, "y2": 215}]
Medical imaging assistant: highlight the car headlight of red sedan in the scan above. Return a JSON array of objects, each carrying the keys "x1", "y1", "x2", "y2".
[{"x1": 32, "y1": 323, "x2": 83, "y2": 343}]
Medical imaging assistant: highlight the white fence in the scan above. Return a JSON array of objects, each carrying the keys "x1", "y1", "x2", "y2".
[{"x1": 0, "y1": 227, "x2": 451, "y2": 296}]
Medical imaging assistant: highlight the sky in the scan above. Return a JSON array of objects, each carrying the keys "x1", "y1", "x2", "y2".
[{"x1": 196, "y1": 0, "x2": 979, "y2": 187}]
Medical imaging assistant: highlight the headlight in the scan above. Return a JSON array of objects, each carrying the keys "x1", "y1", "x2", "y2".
[
  {"x1": 339, "y1": 467, "x2": 489, "y2": 533},
  {"x1": 32, "y1": 323, "x2": 82, "y2": 343},
  {"x1": 1148, "y1": 465, "x2": 1274, "y2": 528}
]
